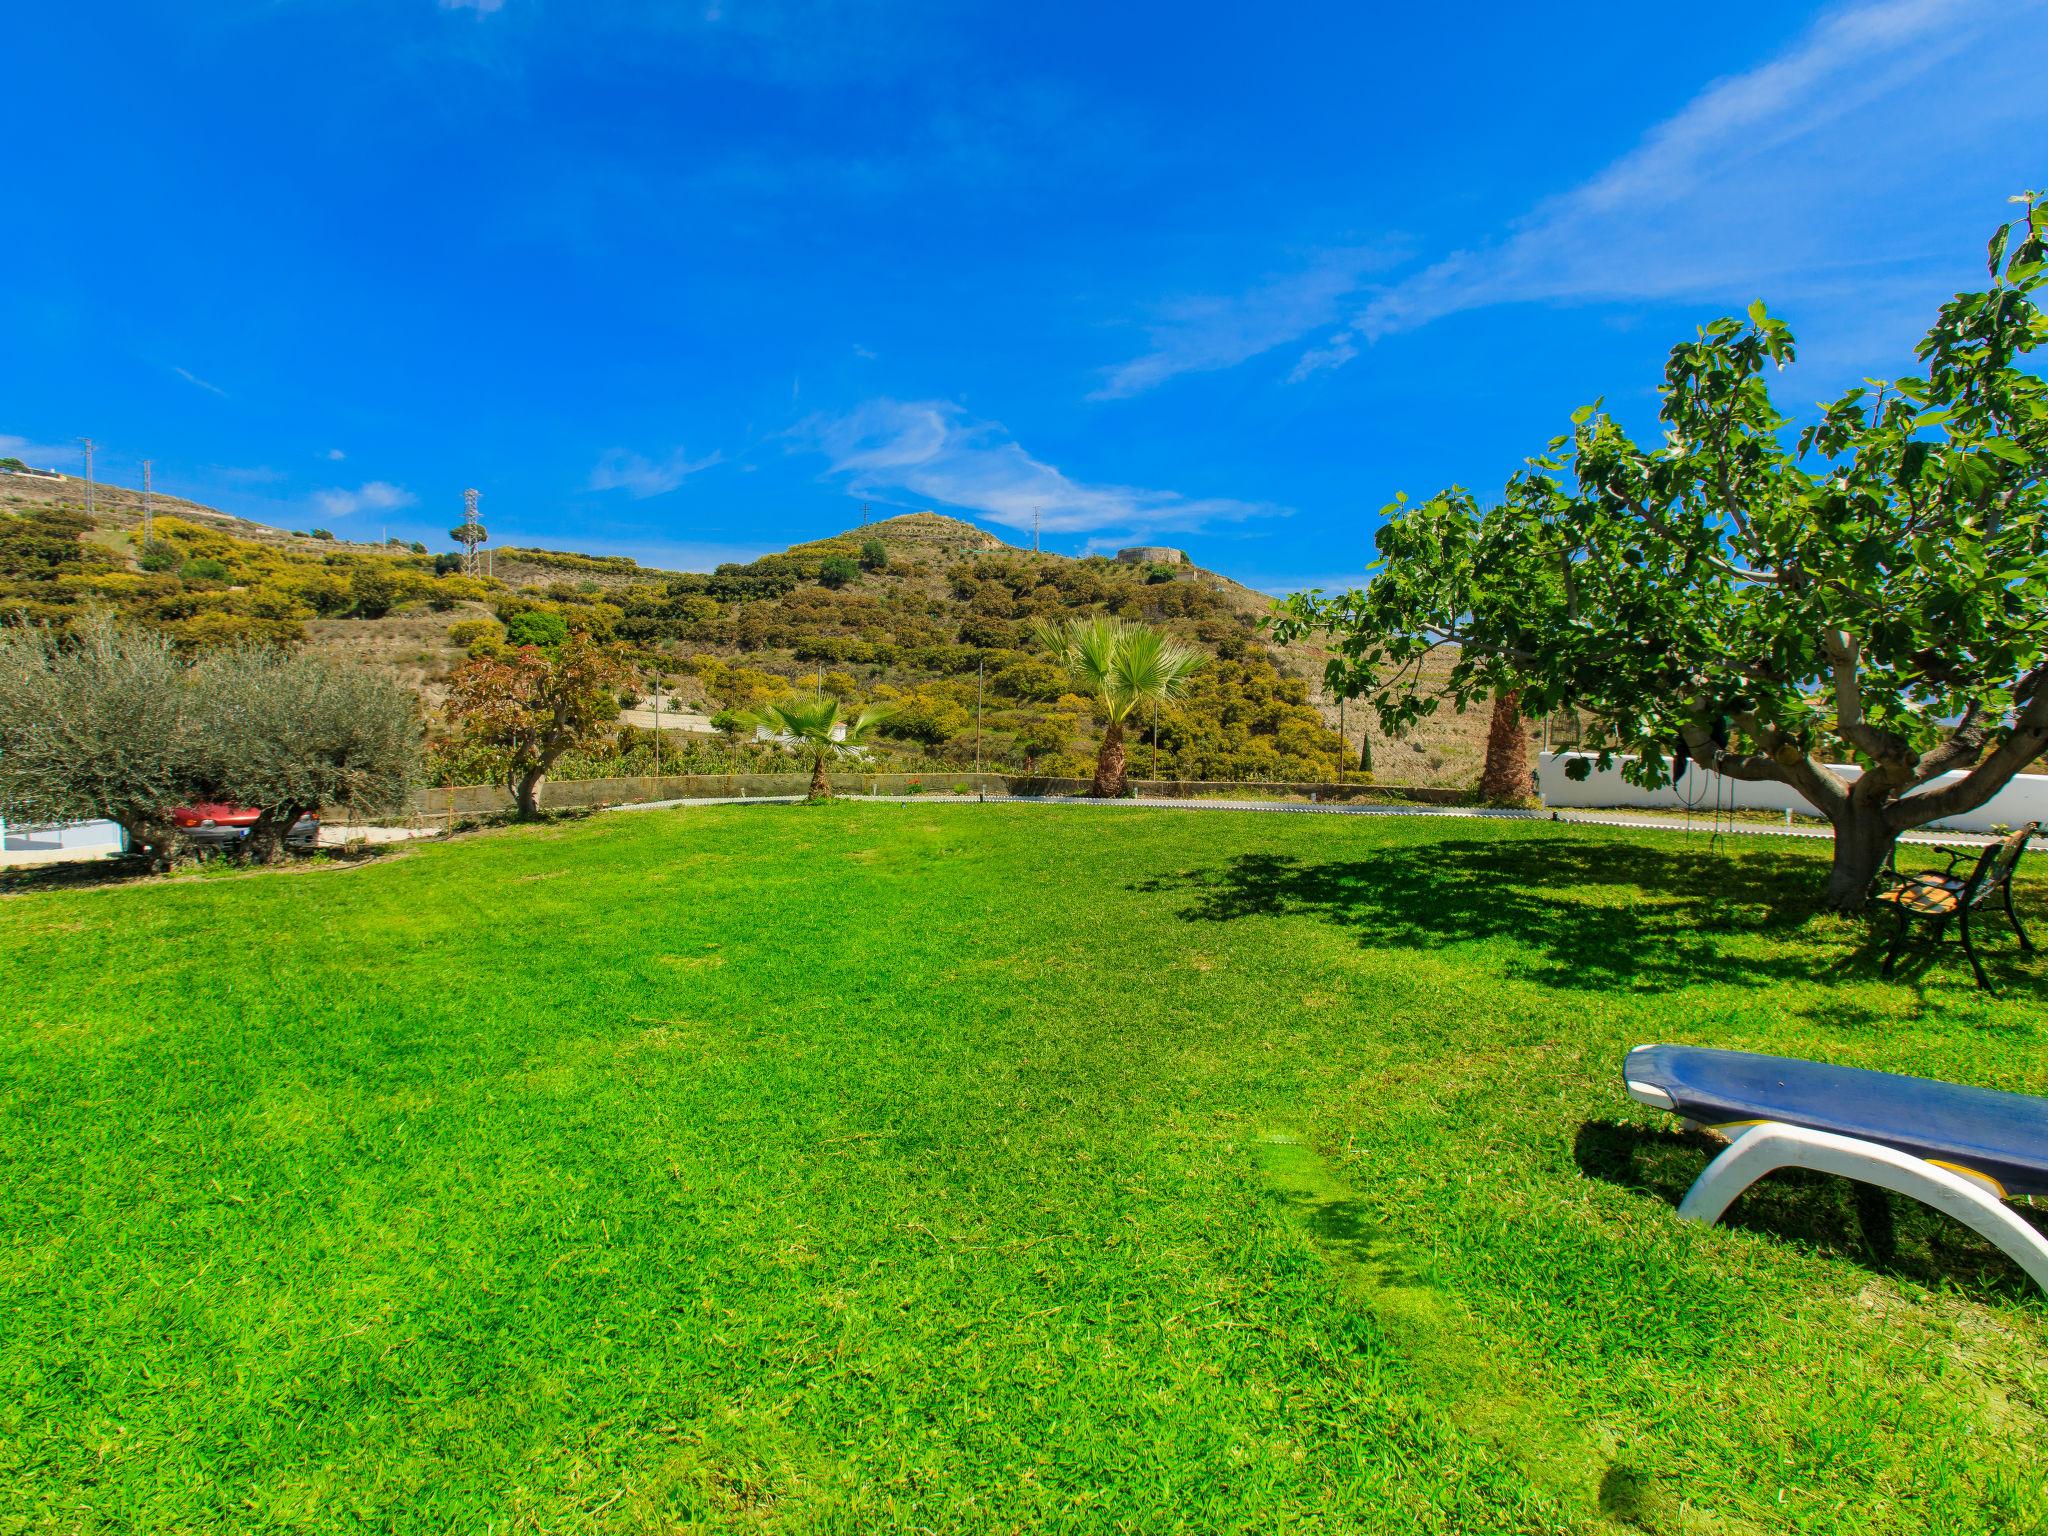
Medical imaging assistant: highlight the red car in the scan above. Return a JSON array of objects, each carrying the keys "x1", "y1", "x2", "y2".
[{"x1": 172, "y1": 804, "x2": 321, "y2": 849}]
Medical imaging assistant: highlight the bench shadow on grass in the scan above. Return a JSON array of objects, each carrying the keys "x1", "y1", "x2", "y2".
[
  {"x1": 1575, "y1": 1120, "x2": 2048, "y2": 1301},
  {"x1": 1136, "y1": 837, "x2": 1846, "y2": 995}
]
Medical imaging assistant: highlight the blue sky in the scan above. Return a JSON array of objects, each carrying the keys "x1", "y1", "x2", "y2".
[{"x1": 4, "y1": 0, "x2": 2044, "y2": 591}]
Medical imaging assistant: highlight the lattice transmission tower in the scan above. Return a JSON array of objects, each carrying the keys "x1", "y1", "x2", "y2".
[{"x1": 454, "y1": 488, "x2": 486, "y2": 576}]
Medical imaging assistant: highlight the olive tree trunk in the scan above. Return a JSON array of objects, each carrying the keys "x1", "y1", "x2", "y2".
[
  {"x1": 244, "y1": 802, "x2": 311, "y2": 865},
  {"x1": 1092, "y1": 718, "x2": 1128, "y2": 799},
  {"x1": 116, "y1": 814, "x2": 179, "y2": 872}
]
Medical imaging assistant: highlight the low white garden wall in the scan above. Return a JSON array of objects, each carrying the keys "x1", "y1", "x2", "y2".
[
  {"x1": 0, "y1": 817, "x2": 126, "y2": 865},
  {"x1": 1538, "y1": 753, "x2": 2048, "y2": 835}
]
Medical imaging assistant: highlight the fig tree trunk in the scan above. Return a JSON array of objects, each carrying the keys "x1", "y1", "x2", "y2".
[
  {"x1": 1092, "y1": 718, "x2": 1128, "y2": 798},
  {"x1": 1824, "y1": 807, "x2": 1901, "y2": 912}
]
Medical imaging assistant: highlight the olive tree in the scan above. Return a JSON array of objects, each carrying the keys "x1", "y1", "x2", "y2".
[
  {"x1": 1275, "y1": 198, "x2": 2048, "y2": 908},
  {"x1": 191, "y1": 646, "x2": 422, "y2": 862},
  {"x1": 0, "y1": 616, "x2": 198, "y2": 867}
]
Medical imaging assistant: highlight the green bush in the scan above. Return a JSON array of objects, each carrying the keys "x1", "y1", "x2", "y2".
[
  {"x1": 350, "y1": 568, "x2": 398, "y2": 619},
  {"x1": 180, "y1": 557, "x2": 230, "y2": 584},
  {"x1": 504, "y1": 611, "x2": 569, "y2": 649}
]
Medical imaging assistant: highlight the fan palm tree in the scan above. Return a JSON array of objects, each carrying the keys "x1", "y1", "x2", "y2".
[
  {"x1": 744, "y1": 695, "x2": 897, "y2": 800},
  {"x1": 1035, "y1": 617, "x2": 1206, "y2": 797}
]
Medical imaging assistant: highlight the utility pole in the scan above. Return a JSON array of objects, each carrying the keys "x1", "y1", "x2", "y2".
[
  {"x1": 140, "y1": 459, "x2": 153, "y2": 547},
  {"x1": 1032, "y1": 505, "x2": 1041, "y2": 554},
  {"x1": 651, "y1": 665, "x2": 663, "y2": 779},
  {"x1": 860, "y1": 501, "x2": 869, "y2": 527},
  {"x1": 975, "y1": 657, "x2": 985, "y2": 798},
  {"x1": 1337, "y1": 696, "x2": 1345, "y2": 786},
  {"x1": 79, "y1": 438, "x2": 95, "y2": 520}
]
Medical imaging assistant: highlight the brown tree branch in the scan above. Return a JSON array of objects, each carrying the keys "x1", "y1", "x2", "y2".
[{"x1": 1888, "y1": 685, "x2": 2048, "y2": 830}]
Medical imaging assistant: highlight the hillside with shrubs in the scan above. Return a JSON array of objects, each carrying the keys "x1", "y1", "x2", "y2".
[{"x1": 0, "y1": 472, "x2": 1492, "y2": 788}]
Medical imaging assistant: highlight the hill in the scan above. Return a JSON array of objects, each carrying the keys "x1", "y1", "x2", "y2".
[{"x1": 0, "y1": 472, "x2": 1493, "y2": 787}]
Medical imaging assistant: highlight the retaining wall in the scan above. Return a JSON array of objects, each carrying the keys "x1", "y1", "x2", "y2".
[{"x1": 404, "y1": 773, "x2": 1469, "y2": 825}]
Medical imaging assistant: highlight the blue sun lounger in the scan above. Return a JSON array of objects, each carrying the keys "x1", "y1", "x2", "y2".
[{"x1": 1623, "y1": 1044, "x2": 2048, "y2": 1291}]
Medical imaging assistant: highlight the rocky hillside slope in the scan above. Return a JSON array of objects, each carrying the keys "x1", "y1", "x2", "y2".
[{"x1": 1, "y1": 472, "x2": 1492, "y2": 786}]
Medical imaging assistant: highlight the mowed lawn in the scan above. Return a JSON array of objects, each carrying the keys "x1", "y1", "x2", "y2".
[{"x1": 1, "y1": 806, "x2": 2044, "y2": 1534}]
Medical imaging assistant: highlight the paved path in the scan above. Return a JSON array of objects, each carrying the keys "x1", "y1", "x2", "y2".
[{"x1": 611, "y1": 792, "x2": 1995, "y2": 848}]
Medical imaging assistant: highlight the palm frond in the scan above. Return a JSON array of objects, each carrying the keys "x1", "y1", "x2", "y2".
[
  {"x1": 1038, "y1": 615, "x2": 1126, "y2": 694},
  {"x1": 1111, "y1": 627, "x2": 1206, "y2": 708},
  {"x1": 744, "y1": 694, "x2": 841, "y2": 744},
  {"x1": 841, "y1": 701, "x2": 900, "y2": 743}
]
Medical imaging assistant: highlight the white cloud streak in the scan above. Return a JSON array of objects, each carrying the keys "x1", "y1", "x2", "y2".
[
  {"x1": 440, "y1": 0, "x2": 506, "y2": 13},
  {"x1": 588, "y1": 446, "x2": 723, "y2": 498},
  {"x1": 173, "y1": 366, "x2": 229, "y2": 397},
  {"x1": 802, "y1": 399, "x2": 1280, "y2": 536},
  {"x1": 1352, "y1": 0, "x2": 2003, "y2": 347},
  {"x1": 313, "y1": 481, "x2": 416, "y2": 518},
  {"x1": 1091, "y1": 245, "x2": 1400, "y2": 399}
]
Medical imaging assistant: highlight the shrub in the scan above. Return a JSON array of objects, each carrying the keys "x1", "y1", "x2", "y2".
[
  {"x1": 504, "y1": 611, "x2": 569, "y2": 649},
  {"x1": 137, "y1": 542, "x2": 181, "y2": 573},
  {"x1": 350, "y1": 567, "x2": 399, "y2": 619},
  {"x1": 446, "y1": 618, "x2": 504, "y2": 651},
  {"x1": 859, "y1": 539, "x2": 887, "y2": 572},
  {"x1": 310, "y1": 529, "x2": 335, "y2": 541},
  {"x1": 180, "y1": 557, "x2": 230, "y2": 584}
]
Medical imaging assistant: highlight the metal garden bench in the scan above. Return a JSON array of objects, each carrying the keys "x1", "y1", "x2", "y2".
[{"x1": 1873, "y1": 820, "x2": 2037, "y2": 992}]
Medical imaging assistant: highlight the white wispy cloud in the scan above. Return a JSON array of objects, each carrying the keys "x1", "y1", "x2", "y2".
[
  {"x1": 173, "y1": 366, "x2": 228, "y2": 397},
  {"x1": 1091, "y1": 245, "x2": 1400, "y2": 400},
  {"x1": 440, "y1": 0, "x2": 506, "y2": 13},
  {"x1": 313, "y1": 481, "x2": 416, "y2": 518},
  {"x1": 801, "y1": 398, "x2": 1280, "y2": 536},
  {"x1": 588, "y1": 446, "x2": 723, "y2": 498},
  {"x1": 0, "y1": 433, "x2": 79, "y2": 469},
  {"x1": 1347, "y1": 0, "x2": 2006, "y2": 350},
  {"x1": 325, "y1": 448, "x2": 347, "y2": 461}
]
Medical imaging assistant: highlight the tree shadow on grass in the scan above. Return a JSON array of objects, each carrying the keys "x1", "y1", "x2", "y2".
[
  {"x1": 1575, "y1": 1120, "x2": 2048, "y2": 1302},
  {"x1": 1135, "y1": 837, "x2": 1847, "y2": 995}
]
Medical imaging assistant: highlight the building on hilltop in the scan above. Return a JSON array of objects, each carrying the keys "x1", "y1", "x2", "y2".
[{"x1": 1115, "y1": 546, "x2": 1186, "y2": 566}]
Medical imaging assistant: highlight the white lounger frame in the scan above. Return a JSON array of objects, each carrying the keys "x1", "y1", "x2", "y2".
[{"x1": 1626, "y1": 1081, "x2": 2048, "y2": 1292}]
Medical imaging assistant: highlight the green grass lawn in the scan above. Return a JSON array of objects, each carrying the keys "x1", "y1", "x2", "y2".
[{"x1": 2, "y1": 806, "x2": 2044, "y2": 1534}]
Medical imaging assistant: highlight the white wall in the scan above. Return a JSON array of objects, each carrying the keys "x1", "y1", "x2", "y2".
[
  {"x1": 1538, "y1": 753, "x2": 2048, "y2": 835},
  {"x1": 0, "y1": 817, "x2": 127, "y2": 864}
]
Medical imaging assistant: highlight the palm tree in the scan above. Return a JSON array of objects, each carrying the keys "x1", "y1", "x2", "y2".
[
  {"x1": 744, "y1": 695, "x2": 896, "y2": 800},
  {"x1": 1036, "y1": 617, "x2": 1206, "y2": 798}
]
